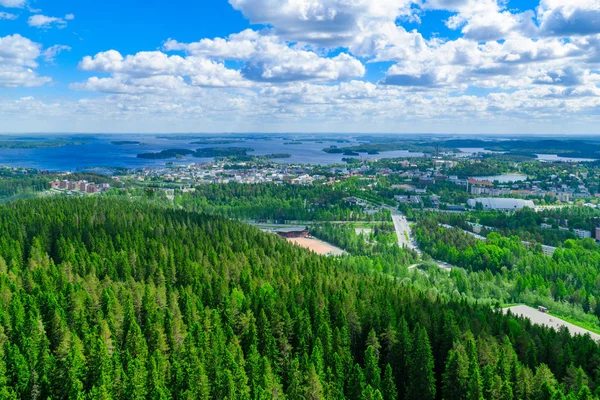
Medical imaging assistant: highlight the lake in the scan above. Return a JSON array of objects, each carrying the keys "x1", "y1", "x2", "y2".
[
  {"x1": 536, "y1": 154, "x2": 597, "y2": 163},
  {"x1": 0, "y1": 134, "x2": 425, "y2": 171},
  {"x1": 456, "y1": 147, "x2": 505, "y2": 157},
  {"x1": 470, "y1": 174, "x2": 527, "y2": 183}
]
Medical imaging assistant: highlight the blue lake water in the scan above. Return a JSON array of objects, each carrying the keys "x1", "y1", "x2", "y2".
[
  {"x1": 470, "y1": 174, "x2": 528, "y2": 183},
  {"x1": 536, "y1": 154, "x2": 596, "y2": 163},
  {"x1": 0, "y1": 134, "x2": 425, "y2": 171}
]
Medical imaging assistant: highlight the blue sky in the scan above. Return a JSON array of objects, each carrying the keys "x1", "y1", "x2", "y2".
[{"x1": 0, "y1": 0, "x2": 599, "y2": 133}]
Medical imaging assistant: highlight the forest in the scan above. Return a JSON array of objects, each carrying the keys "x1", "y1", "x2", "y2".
[
  {"x1": 414, "y1": 216, "x2": 600, "y2": 329},
  {"x1": 175, "y1": 183, "x2": 388, "y2": 222},
  {"x1": 0, "y1": 197, "x2": 599, "y2": 399}
]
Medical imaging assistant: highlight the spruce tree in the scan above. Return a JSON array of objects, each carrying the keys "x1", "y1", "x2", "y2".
[
  {"x1": 442, "y1": 344, "x2": 469, "y2": 400},
  {"x1": 381, "y1": 364, "x2": 398, "y2": 400},
  {"x1": 406, "y1": 325, "x2": 436, "y2": 400}
]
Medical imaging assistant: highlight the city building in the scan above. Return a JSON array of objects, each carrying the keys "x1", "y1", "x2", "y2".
[
  {"x1": 558, "y1": 192, "x2": 571, "y2": 202},
  {"x1": 573, "y1": 229, "x2": 592, "y2": 239},
  {"x1": 467, "y1": 198, "x2": 535, "y2": 211},
  {"x1": 49, "y1": 179, "x2": 110, "y2": 194}
]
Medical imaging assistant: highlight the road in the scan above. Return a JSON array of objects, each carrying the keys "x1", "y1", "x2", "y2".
[
  {"x1": 503, "y1": 305, "x2": 600, "y2": 342},
  {"x1": 390, "y1": 209, "x2": 416, "y2": 251}
]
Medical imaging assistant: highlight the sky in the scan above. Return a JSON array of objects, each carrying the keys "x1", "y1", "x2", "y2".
[{"x1": 0, "y1": 0, "x2": 599, "y2": 134}]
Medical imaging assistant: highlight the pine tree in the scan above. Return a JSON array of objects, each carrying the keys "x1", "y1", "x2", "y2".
[
  {"x1": 442, "y1": 344, "x2": 469, "y2": 400},
  {"x1": 538, "y1": 381, "x2": 556, "y2": 400},
  {"x1": 381, "y1": 364, "x2": 398, "y2": 400},
  {"x1": 305, "y1": 363, "x2": 324, "y2": 400},
  {"x1": 125, "y1": 358, "x2": 148, "y2": 400},
  {"x1": 406, "y1": 325, "x2": 436, "y2": 400},
  {"x1": 392, "y1": 316, "x2": 412, "y2": 396},
  {"x1": 467, "y1": 361, "x2": 483, "y2": 400},
  {"x1": 576, "y1": 386, "x2": 593, "y2": 400},
  {"x1": 286, "y1": 358, "x2": 304, "y2": 400},
  {"x1": 500, "y1": 379, "x2": 513, "y2": 400},
  {"x1": 348, "y1": 363, "x2": 366, "y2": 400},
  {"x1": 0, "y1": 342, "x2": 17, "y2": 400},
  {"x1": 364, "y1": 345, "x2": 381, "y2": 391},
  {"x1": 148, "y1": 350, "x2": 171, "y2": 400}
]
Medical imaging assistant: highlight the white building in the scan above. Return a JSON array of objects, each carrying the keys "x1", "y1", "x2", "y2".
[
  {"x1": 557, "y1": 192, "x2": 571, "y2": 202},
  {"x1": 467, "y1": 198, "x2": 535, "y2": 211},
  {"x1": 573, "y1": 229, "x2": 592, "y2": 239}
]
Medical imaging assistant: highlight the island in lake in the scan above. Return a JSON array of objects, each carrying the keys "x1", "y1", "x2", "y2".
[
  {"x1": 0, "y1": 140, "x2": 88, "y2": 149},
  {"x1": 137, "y1": 149, "x2": 195, "y2": 159},
  {"x1": 111, "y1": 140, "x2": 141, "y2": 145},
  {"x1": 195, "y1": 147, "x2": 254, "y2": 157},
  {"x1": 260, "y1": 153, "x2": 292, "y2": 159},
  {"x1": 137, "y1": 147, "x2": 255, "y2": 160}
]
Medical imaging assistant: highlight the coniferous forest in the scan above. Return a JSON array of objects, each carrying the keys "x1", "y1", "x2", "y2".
[{"x1": 0, "y1": 198, "x2": 599, "y2": 399}]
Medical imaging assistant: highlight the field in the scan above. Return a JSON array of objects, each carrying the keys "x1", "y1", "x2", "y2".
[
  {"x1": 503, "y1": 305, "x2": 600, "y2": 341},
  {"x1": 286, "y1": 237, "x2": 346, "y2": 256}
]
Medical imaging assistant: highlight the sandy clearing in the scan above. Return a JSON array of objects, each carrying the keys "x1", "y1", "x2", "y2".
[
  {"x1": 287, "y1": 237, "x2": 345, "y2": 256},
  {"x1": 503, "y1": 305, "x2": 600, "y2": 342}
]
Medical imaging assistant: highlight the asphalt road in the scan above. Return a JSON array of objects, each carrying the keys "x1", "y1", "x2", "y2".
[
  {"x1": 503, "y1": 305, "x2": 600, "y2": 342},
  {"x1": 390, "y1": 211, "x2": 414, "y2": 250}
]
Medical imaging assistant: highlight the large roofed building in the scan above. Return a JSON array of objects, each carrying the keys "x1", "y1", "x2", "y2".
[{"x1": 467, "y1": 198, "x2": 535, "y2": 211}]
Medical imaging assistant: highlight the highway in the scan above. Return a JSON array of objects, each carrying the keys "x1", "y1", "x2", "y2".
[{"x1": 389, "y1": 208, "x2": 419, "y2": 253}]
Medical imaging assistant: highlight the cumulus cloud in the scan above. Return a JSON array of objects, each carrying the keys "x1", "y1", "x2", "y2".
[
  {"x1": 228, "y1": 0, "x2": 416, "y2": 47},
  {"x1": 423, "y1": 0, "x2": 537, "y2": 42},
  {"x1": 0, "y1": 34, "x2": 51, "y2": 87},
  {"x1": 538, "y1": 0, "x2": 600, "y2": 36},
  {"x1": 0, "y1": 0, "x2": 25, "y2": 8},
  {"x1": 7, "y1": 0, "x2": 600, "y2": 132},
  {"x1": 0, "y1": 11, "x2": 17, "y2": 20},
  {"x1": 76, "y1": 50, "x2": 251, "y2": 93},
  {"x1": 164, "y1": 30, "x2": 365, "y2": 82},
  {"x1": 28, "y1": 14, "x2": 73, "y2": 29},
  {"x1": 0, "y1": 34, "x2": 42, "y2": 67}
]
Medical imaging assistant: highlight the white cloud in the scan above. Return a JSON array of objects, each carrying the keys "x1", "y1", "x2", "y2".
[
  {"x1": 0, "y1": 34, "x2": 51, "y2": 87},
  {"x1": 538, "y1": 0, "x2": 600, "y2": 36},
  {"x1": 228, "y1": 0, "x2": 417, "y2": 47},
  {"x1": 0, "y1": 34, "x2": 41, "y2": 67},
  {"x1": 0, "y1": 11, "x2": 17, "y2": 20},
  {"x1": 164, "y1": 30, "x2": 365, "y2": 82},
  {"x1": 5, "y1": 0, "x2": 600, "y2": 133},
  {"x1": 422, "y1": 0, "x2": 537, "y2": 42},
  {"x1": 76, "y1": 50, "x2": 252, "y2": 92},
  {"x1": 43, "y1": 45, "x2": 71, "y2": 62},
  {"x1": 28, "y1": 14, "x2": 74, "y2": 29},
  {"x1": 0, "y1": 0, "x2": 25, "y2": 8}
]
